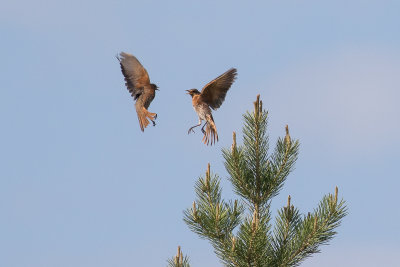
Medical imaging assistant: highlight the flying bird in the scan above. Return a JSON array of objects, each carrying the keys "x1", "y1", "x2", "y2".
[
  {"x1": 186, "y1": 68, "x2": 237, "y2": 145},
  {"x1": 117, "y1": 52, "x2": 158, "y2": 132}
]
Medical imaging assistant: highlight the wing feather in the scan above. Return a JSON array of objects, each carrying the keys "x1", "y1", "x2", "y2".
[
  {"x1": 200, "y1": 68, "x2": 237, "y2": 110},
  {"x1": 117, "y1": 52, "x2": 150, "y2": 100}
]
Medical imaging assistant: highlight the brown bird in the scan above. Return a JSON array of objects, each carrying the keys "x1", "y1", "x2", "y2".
[
  {"x1": 186, "y1": 68, "x2": 237, "y2": 145},
  {"x1": 117, "y1": 52, "x2": 158, "y2": 132}
]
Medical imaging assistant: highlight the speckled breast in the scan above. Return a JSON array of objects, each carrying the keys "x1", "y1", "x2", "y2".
[{"x1": 194, "y1": 102, "x2": 211, "y2": 120}]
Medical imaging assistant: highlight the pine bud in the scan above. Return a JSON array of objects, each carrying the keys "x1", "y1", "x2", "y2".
[
  {"x1": 176, "y1": 246, "x2": 181, "y2": 264},
  {"x1": 335, "y1": 186, "x2": 338, "y2": 204},
  {"x1": 193, "y1": 201, "x2": 197, "y2": 220},
  {"x1": 234, "y1": 199, "x2": 238, "y2": 213},
  {"x1": 231, "y1": 236, "x2": 236, "y2": 251},
  {"x1": 287, "y1": 195, "x2": 291, "y2": 208},
  {"x1": 206, "y1": 163, "x2": 211, "y2": 188},
  {"x1": 231, "y1": 131, "x2": 237, "y2": 153},
  {"x1": 285, "y1": 125, "x2": 291, "y2": 145},
  {"x1": 254, "y1": 94, "x2": 261, "y2": 117}
]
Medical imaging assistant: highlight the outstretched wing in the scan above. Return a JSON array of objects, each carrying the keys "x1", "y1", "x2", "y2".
[
  {"x1": 200, "y1": 68, "x2": 237, "y2": 110},
  {"x1": 117, "y1": 52, "x2": 150, "y2": 100}
]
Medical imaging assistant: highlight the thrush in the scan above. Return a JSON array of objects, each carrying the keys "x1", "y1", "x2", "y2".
[
  {"x1": 117, "y1": 52, "x2": 158, "y2": 132},
  {"x1": 186, "y1": 68, "x2": 237, "y2": 145}
]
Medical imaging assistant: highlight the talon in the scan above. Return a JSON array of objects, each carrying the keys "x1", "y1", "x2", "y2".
[
  {"x1": 154, "y1": 113, "x2": 158, "y2": 120},
  {"x1": 152, "y1": 121, "x2": 156, "y2": 126}
]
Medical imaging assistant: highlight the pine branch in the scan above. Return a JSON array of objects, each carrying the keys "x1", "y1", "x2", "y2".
[
  {"x1": 222, "y1": 132, "x2": 253, "y2": 201},
  {"x1": 269, "y1": 195, "x2": 303, "y2": 266},
  {"x1": 224, "y1": 97, "x2": 299, "y2": 211},
  {"x1": 167, "y1": 246, "x2": 191, "y2": 267},
  {"x1": 268, "y1": 126, "x2": 300, "y2": 200},
  {"x1": 277, "y1": 187, "x2": 347, "y2": 267},
  {"x1": 183, "y1": 164, "x2": 244, "y2": 266},
  {"x1": 230, "y1": 208, "x2": 272, "y2": 267},
  {"x1": 242, "y1": 96, "x2": 269, "y2": 206}
]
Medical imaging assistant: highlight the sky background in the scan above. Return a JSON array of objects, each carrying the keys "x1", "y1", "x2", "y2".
[{"x1": 1, "y1": 0, "x2": 399, "y2": 266}]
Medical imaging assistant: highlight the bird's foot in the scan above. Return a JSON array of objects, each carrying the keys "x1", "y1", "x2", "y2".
[
  {"x1": 146, "y1": 112, "x2": 157, "y2": 126},
  {"x1": 188, "y1": 127, "x2": 195, "y2": 135}
]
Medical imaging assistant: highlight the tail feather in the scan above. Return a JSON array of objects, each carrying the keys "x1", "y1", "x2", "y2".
[
  {"x1": 135, "y1": 105, "x2": 152, "y2": 132},
  {"x1": 203, "y1": 114, "x2": 218, "y2": 145}
]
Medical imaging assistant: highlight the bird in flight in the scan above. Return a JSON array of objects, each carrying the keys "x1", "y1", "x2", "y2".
[
  {"x1": 186, "y1": 68, "x2": 237, "y2": 145},
  {"x1": 117, "y1": 52, "x2": 158, "y2": 132}
]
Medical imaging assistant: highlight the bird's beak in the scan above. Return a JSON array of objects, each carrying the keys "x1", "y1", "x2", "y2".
[{"x1": 185, "y1": 90, "x2": 190, "y2": 94}]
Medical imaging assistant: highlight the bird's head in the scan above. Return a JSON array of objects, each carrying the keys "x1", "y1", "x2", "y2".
[
  {"x1": 151, "y1": 84, "x2": 159, "y2": 90},
  {"x1": 186, "y1": 89, "x2": 200, "y2": 97}
]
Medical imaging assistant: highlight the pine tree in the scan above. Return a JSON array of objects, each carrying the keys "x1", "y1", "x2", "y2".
[{"x1": 170, "y1": 95, "x2": 347, "y2": 267}]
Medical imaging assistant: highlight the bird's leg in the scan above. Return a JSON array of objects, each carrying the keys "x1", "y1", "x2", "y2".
[
  {"x1": 147, "y1": 111, "x2": 157, "y2": 120},
  {"x1": 188, "y1": 119, "x2": 202, "y2": 134},
  {"x1": 145, "y1": 110, "x2": 157, "y2": 126},
  {"x1": 201, "y1": 122, "x2": 208, "y2": 134}
]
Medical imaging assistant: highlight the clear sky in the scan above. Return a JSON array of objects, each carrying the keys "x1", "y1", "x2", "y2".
[{"x1": 1, "y1": 1, "x2": 399, "y2": 266}]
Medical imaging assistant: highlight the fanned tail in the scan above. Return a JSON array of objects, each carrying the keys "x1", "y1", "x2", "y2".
[
  {"x1": 135, "y1": 105, "x2": 156, "y2": 132},
  {"x1": 202, "y1": 114, "x2": 219, "y2": 145}
]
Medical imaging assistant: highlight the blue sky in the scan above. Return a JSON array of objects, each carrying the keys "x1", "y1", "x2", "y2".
[{"x1": 1, "y1": 1, "x2": 399, "y2": 266}]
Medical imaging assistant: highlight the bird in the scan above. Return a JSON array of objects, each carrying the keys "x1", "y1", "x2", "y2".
[
  {"x1": 117, "y1": 52, "x2": 158, "y2": 132},
  {"x1": 186, "y1": 68, "x2": 237, "y2": 145}
]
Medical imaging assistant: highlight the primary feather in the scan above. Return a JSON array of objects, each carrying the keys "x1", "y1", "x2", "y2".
[{"x1": 200, "y1": 68, "x2": 237, "y2": 110}]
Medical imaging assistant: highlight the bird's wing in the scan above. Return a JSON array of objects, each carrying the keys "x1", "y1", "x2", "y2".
[
  {"x1": 200, "y1": 68, "x2": 237, "y2": 110},
  {"x1": 117, "y1": 52, "x2": 150, "y2": 99}
]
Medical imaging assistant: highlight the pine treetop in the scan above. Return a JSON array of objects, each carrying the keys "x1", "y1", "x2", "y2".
[{"x1": 170, "y1": 95, "x2": 347, "y2": 267}]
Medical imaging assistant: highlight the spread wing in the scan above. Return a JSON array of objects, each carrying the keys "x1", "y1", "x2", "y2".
[
  {"x1": 200, "y1": 68, "x2": 237, "y2": 110},
  {"x1": 117, "y1": 52, "x2": 150, "y2": 100}
]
